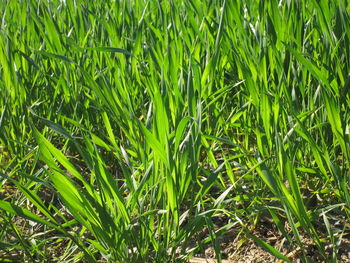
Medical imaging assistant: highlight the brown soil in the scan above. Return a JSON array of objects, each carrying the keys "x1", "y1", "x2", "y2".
[{"x1": 188, "y1": 217, "x2": 350, "y2": 263}]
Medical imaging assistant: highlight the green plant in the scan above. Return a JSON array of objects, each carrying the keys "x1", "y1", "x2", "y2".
[{"x1": 0, "y1": 0, "x2": 349, "y2": 262}]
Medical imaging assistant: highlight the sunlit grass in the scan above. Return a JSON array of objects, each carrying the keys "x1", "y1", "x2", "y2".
[{"x1": 0, "y1": 0, "x2": 349, "y2": 262}]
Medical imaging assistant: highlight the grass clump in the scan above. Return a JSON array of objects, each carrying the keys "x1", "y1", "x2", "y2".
[{"x1": 0, "y1": 0, "x2": 349, "y2": 262}]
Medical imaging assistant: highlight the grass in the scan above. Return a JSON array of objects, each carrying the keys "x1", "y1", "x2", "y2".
[{"x1": 0, "y1": 0, "x2": 349, "y2": 262}]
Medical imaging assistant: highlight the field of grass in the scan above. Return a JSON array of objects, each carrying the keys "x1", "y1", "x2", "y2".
[{"x1": 0, "y1": 0, "x2": 349, "y2": 262}]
